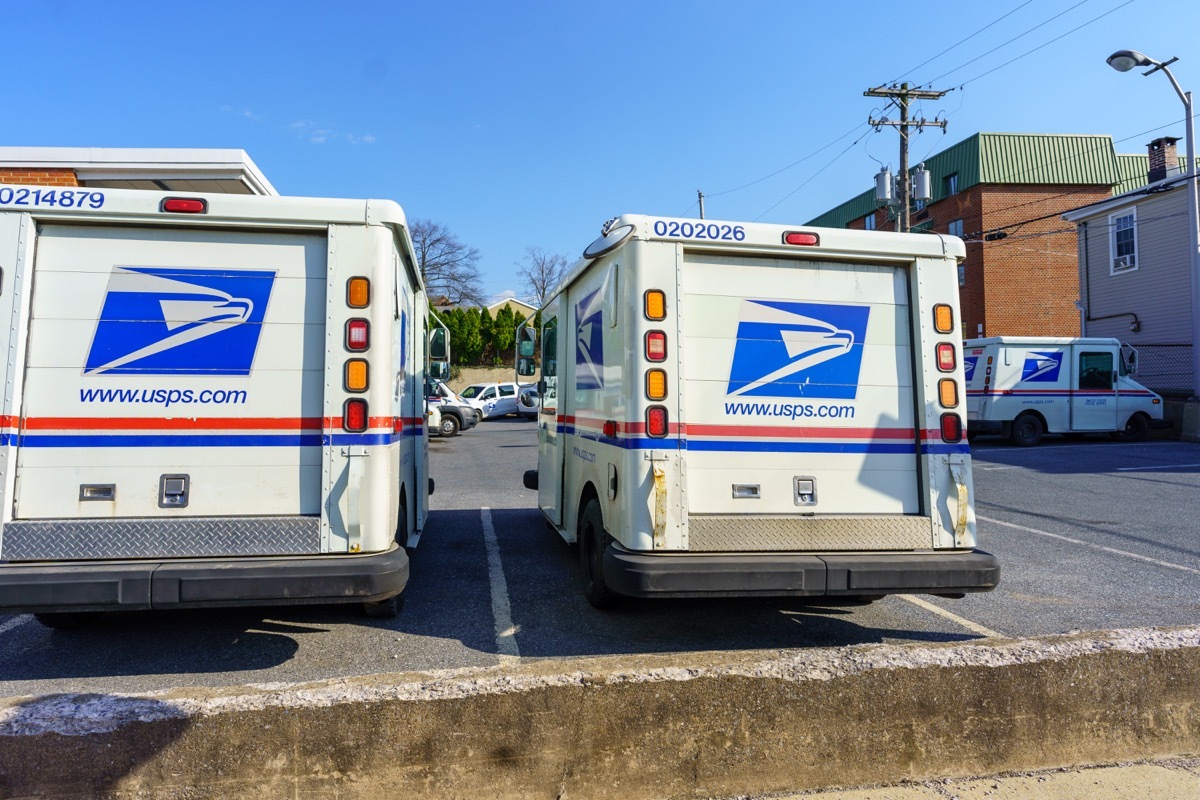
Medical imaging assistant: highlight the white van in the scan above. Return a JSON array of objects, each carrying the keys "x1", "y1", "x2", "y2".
[
  {"x1": 518, "y1": 215, "x2": 998, "y2": 607},
  {"x1": 0, "y1": 184, "x2": 447, "y2": 625},
  {"x1": 964, "y1": 336, "x2": 1163, "y2": 446}
]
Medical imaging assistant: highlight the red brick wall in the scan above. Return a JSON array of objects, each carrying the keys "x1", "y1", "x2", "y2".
[{"x1": 0, "y1": 168, "x2": 79, "y2": 187}]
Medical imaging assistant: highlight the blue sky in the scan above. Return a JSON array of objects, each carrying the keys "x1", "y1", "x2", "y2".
[{"x1": 7, "y1": 0, "x2": 1196, "y2": 301}]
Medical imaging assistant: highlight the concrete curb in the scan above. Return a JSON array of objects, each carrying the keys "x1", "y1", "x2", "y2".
[{"x1": 1, "y1": 626, "x2": 1198, "y2": 798}]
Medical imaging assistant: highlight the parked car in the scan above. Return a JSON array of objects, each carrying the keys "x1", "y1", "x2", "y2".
[
  {"x1": 426, "y1": 378, "x2": 488, "y2": 419},
  {"x1": 424, "y1": 402, "x2": 441, "y2": 437},
  {"x1": 458, "y1": 381, "x2": 527, "y2": 418},
  {"x1": 517, "y1": 386, "x2": 539, "y2": 419},
  {"x1": 432, "y1": 400, "x2": 478, "y2": 437}
]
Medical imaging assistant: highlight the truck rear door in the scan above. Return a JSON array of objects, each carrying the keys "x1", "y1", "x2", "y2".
[
  {"x1": 12, "y1": 224, "x2": 325, "y2": 529},
  {"x1": 681, "y1": 251, "x2": 923, "y2": 543}
]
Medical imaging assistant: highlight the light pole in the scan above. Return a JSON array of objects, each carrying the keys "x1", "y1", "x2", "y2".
[{"x1": 1107, "y1": 49, "x2": 1200, "y2": 407}]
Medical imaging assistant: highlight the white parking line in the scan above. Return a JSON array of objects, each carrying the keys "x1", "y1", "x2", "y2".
[
  {"x1": 0, "y1": 615, "x2": 31, "y2": 636},
  {"x1": 481, "y1": 507, "x2": 520, "y2": 664},
  {"x1": 978, "y1": 514, "x2": 1200, "y2": 576},
  {"x1": 896, "y1": 595, "x2": 1003, "y2": 638},
  {"x1": 1115, "y1": 463, "x2": 1200, "y2": 471}
]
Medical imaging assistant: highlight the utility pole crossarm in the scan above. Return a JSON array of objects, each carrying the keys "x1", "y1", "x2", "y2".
[{"x1": 863, "y1": 83, "x2": 952, "y2": 232}]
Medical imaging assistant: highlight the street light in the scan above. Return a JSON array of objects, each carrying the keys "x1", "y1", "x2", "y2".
[{"x1": 1108, "y1": 50, "x2": 1200, "y2": 407}]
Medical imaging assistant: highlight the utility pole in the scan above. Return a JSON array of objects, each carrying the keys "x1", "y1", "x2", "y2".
[
  {"x1": 697, "y1": 190, "x2": 706, "y2": 219},
  {"x1": 865, "y1": 83, "x2": 948, "y2": 232}
]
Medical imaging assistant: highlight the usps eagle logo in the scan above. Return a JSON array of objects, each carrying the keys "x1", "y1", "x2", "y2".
[
  {"x1": 574, "y1": 287, "x2": 604, "y2": 390},
  {"x1": 1020, "y1": 351, "x2": 1063, "y2": 383},
  {"x1": 725, "y1": 300, "x2": 870, "y2": 399},
  {"x1": 84, "y1": 266, "x2": 275, "y2": 376}
]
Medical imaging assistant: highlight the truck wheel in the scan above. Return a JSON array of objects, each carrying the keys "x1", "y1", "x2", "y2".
[
  {"x1": 439, "y1": 414, "x2": 460, "y2": 437},
  {"x1": 578, "y1": 498, "x2": 618, "y2": 609},
  {"x1": 33, "y1": 612, "x2": 90, "y2": 630},
  {"x1": 363, "y1": 592, "x2": 404, "y2": 618},
  {"x1": 1113, "y1": 413, "x2": 1150, "y2": 442},
  {"x1": 1010, "y1": 414, "x2": 1044, "y2": 447}
]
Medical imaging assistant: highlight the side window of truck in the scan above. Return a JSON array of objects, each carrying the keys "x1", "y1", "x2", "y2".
[
  {"x1": 543, "y1": 317, "x2": 558, "y2": 407},
  {"x1": 499, "y1": 385, "x2": 516, "y2": 398},
  {"x1": 1079, "y1": 352, "x2": 1114, "y2": 390}
]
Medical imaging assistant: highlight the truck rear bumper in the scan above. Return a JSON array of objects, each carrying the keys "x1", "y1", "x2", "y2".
[
  {"x1": 603, "y1": 544, "x2": 999, "y2": 599},
  {"x1": 0, "y1": 545, "x2": 409, "y2": 614}
]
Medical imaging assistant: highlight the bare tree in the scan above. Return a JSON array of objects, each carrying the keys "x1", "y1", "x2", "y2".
[
  {"x1": 517, "y1": 246, "x2": 570, "y2": 307},
  {"x1": 409, "y1": 218, "x2": 486, "y2": 305}
]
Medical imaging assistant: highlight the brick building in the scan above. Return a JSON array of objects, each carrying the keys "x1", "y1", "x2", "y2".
[
  {"x1": 0, "y1": 147, "x2": 275, "y2": 195},
  {"x1": 807, "y1": 133, "x2": 1167, "y2": 340}
]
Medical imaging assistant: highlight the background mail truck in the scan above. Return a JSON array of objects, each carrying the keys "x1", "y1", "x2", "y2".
[
  {"x1": 964, "y1": 336, "x2": 1163, "y2": 446},
  {"x1": 518, "y1": 215, "x2": 999, "y2": 607},
  {"x1": 0, "y1": 184, "x2": 446, "y2": 627}
]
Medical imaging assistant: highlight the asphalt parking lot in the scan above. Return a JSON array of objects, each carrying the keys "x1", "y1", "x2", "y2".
[{"x1": 0, "y1": 420, "x2": 1197, "y2": 698}]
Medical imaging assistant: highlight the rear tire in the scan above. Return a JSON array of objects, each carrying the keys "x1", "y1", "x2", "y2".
[
  {"x1": 1010, "y1": 414, "x2": 1044, "y2": 447},
  {"x1": 578, "y1": 498, "x2": 618, "y2": 609}
]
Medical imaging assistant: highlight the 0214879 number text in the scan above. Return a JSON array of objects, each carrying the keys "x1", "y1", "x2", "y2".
[
  {"x1": 0, "y1": 187, "x2": 105, "y2": 209},
  {"x1": 652, "y1": 219, "x2": 745, "y2": 241}
]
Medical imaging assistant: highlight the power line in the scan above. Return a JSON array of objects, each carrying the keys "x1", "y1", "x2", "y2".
[
  {"x1": 707, "y1": 122, "x2": 869, "y2": 198},
  {"x1": 753, "y1": 130, "x2": 871, "y2": 221},
  {"x1": 889, "y1": 1, "x2": 1034, "y2": 85}
]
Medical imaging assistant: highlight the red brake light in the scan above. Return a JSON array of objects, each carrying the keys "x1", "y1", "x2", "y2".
[
  {"x1": 936, "y1": 343, "x2": 957, "y2": 372},
  {"x1": 603, "y1": 420, "x2": 618, "y2": 438},
  {"x1": 940, "y1": 413, "x2": 963, "y2": 443},
  {"x1": 160, "y1": 197, "x2": 207, "y2": 214},
  {"x1": 343, "y1": 399, "x2": 368, "y2": 432},
  {"x1": 646, "y1": 406, "x2": 668, "y2": 437},
  {"x1": 645, "y1": 331, "x2": 667, "y2": 362},
  {"x1": 783, "y1": 231, "x2": 820, "y2": 246},
  {"x1": 346, "y1": 319, "x2": 370, "y2": 351}
]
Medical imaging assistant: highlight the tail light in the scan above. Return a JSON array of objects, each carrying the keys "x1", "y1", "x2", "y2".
[
  {"x1": 939, "y1": 378, "x2": 959, "y2": 408},
  {"x1": 936, "y1": 343, "x2": 957, "y2": 372},
  {"x1": 345, "y1": 359, "x2": 369, "y2": 392},
  {"x1": 346, "y1": 319, "x2": 370, "y2": 351},
  {"x1": 603, "y1": 420, "x2": 618, "y2": 438},
  {"x1": 646, "y1": 406, "x2": 668, "y2": 437},
  {"x1": 645, "y1": 331, "x2": 667, "y2": 362},
  {"x1": 646, "y1": 369, "x2": 667, "y2": 400},
  {"x1": 347, "y1": 277, "x2": 371, "y2": 308},
  {"x1": 160, "y1": 197, "x2": 207, "y2": 214},
  {"x1": 940, "y1": 413, "x2": 963, "y2": 443},
  {"x1": 783, "y1": 231, "x2": 820, "y2": 246},
  {"x1": 933, "y1": 304, "x2": 954, "y2": 333},
  {"x1": 343, "y1": 399, "x2": 368, "y2": 432},
  {"x1": 644, "y1": 290, "x2": 666, "y2": 321}
]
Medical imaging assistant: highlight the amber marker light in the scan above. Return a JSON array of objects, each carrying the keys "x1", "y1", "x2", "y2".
[{"x1": 347, "y1": 277, "x2": 371, "y2": 308}]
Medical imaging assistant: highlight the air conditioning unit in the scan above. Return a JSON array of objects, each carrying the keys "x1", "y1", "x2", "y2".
[{"x1": 1112, "y1": 254, "x2": 1135, "y2": 271}]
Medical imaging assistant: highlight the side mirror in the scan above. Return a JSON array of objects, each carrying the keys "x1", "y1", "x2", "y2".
[
  {"x1": 429, "y1": 361, "x2": 449, "y2": 380},
  {"x1": 517, "y1": 326, "x2": 537, "y2": 358},
  {"x1": 428, "y1": 327, "x2": 448, "y2": 361},
  {"x1": 517, "y1": 356, "x2": 537, "y2": 377}
]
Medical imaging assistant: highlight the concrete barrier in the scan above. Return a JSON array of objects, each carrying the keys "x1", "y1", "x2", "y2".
[{"x1": 2, "y1": 626, "x2": 1198, "y2": 798}]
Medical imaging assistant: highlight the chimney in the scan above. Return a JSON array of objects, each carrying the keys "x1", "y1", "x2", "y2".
[{"x1": 1147, "y1": 136, "x2": 1181, "y2": 183}]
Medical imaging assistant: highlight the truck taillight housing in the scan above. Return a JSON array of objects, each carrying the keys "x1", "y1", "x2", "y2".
[
  {"x1": 933, "y1": 304, "x2": 954, "y2": 333},
  {"x1": 644, "y1": 290, "x2": 666, "y2": 321},
  {"x1": 160, "y1": 197, "x2": 208, "y2": 214},
  {"x1": 343, "y1": 399, "x2": 368, "y2": 432},
  {"x1": 645, "y1": 331, "x2": 667, "y2": 362},
  {"x1": 940, "y1": 413, "x2": 963, "y2": 443},
  {"x1": 347, "y1": 277, "x2": 371, "y2": 308},
  {"x1": 646, "y1": 406, "x2": 668, "y2": 437},
  {"x1": 783, "y1": 231, "x2": 820, "y2": 246},
  {"x1": 939, "y1": 378, "x2": 959, "y2": 408},
  {"x1": 646, "y1": 369, "x2": 667, "y2": 400},
  {"x1": 936, "y1": 343, "x2": 957, "y2": 372},
  {"x1": 345, "y1": 359, "x2": 369, "y2": 392},
  {"x1": 346, "y1": 319, "x2": 370, "y2": 351}
]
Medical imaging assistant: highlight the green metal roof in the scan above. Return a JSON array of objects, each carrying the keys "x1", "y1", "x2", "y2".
[
  {"x1": 807, "y1": 133, "x2": 1124, "y2": 228},
  {"x1": 1114, "y1": 152, "x2": 1191, "y2": 194}
]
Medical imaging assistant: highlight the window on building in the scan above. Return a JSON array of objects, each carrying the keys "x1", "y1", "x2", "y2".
[
  {"x1": 948, "y1": 219, "x2": 965, "y2": 286},
  {"x1": 863, "y1": 213, "x2": 876, "y2": 230},
  {"x1": 945, "y1": 173, "x2": 959, "y2": 196},
  {"x1": 1109, "y1": 209, "x2": 1138, "y2": 274}
]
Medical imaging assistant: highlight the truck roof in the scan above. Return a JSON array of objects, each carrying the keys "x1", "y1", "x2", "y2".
[{"x1": 965, "y1": 336, "x2": 1122, "y2": 347}]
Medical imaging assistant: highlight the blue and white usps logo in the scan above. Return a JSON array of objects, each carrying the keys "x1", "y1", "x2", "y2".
[
  {"x1": 1020, "y1": 351, "x2": 1063, "y2": 383},
  {"x1": 575, "y1": 287, "x2": 604, "y2": 390},
  {"x1": 964, "y1": 356, "x2": 979, "y2": 381},
  {"x1": 84, "y1": 266, "x2": 275, "y2": 376},
  {"x1": 725, "y1": 300, "x2": 870, "y2": 399}
]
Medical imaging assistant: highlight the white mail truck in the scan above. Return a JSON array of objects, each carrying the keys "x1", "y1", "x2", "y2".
[
  {"x1": 0, "y1": 184, "x2": 447, "y2": 626},
  {"x1": 518, "y1": 215, "x2": 999, "y2": 607},
  {"x1": 964, "y1": 336, "x2": 1163, "y2": 446}
]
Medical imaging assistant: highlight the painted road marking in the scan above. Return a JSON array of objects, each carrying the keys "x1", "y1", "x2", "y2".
[
  {"x1": 1115, "y1": 463, "x2": 1200, "y2": 471},
  {"x1": 0, "y1": 616, "x2": 31, "y2": 636},
  {"x1": 897, "y1": 595, "x2": 1003, "y2": 638},
  {"x1": 481, "y1": 507, "x2": 520, "y2": 664},
  {"x1": 978, "y1": 514, "x2": 1200, "y2": 576}
]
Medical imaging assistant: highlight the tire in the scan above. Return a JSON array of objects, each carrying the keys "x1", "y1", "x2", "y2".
[
  {"x1": 363, "y1": 592, "x2": 404, "y2": 618},
  {"x1": 1009, "y1": 414, "x2": 1044, "y2": 447},
  {"x1": 439, "y1": 414, "x2": 460, "y2": 437},
  {"x1": 34, "y1": 612, "x2": 90, "y2": 630},
  {"x1": 578, "y1": 498, "x2": 618, "y2": 609},
  {"x1": 1114, "y1": 413, "x2": 1150, "y2": 442}
]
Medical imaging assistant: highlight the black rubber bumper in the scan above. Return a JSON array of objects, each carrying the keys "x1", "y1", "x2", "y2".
[
  {"x1": 603, "y1": 544, "x2": 1000, "y2": 599},
  {"x1": 0, "y1": 545, "x2": 409, "y2": 614}
]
